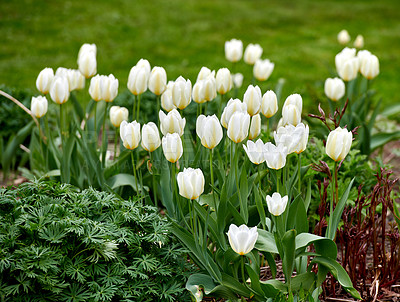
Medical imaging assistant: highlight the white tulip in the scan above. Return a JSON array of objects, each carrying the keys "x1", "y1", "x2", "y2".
[
  {"x1": 227, "y1": 111, "x2": 250, "y2": 144},
  {"x1": 127, "y1": 65, "x2": 148, "y2": 95},
  {"x1": 248, "y1": 114, "x2": 261, "y2": 140},
  {"x1": 253, "y1": 59, "x2": 274, "y2": 81},
  {"x1": 357, "y1": 50, "x2": 372, "y2": 66},
  {"x1": 172, "y1": 76, "x2": 192, "y2": 110},
  {"x1": 338, "y1": 57, "x2": 359, "y2": 81},
  {"x1": 293, "y1": 123, "x2": 309, "y2": 154},
  {"x1": 77, "y1": 43, "x2": 96, "y2": 62},
  {"x1": 120, "y1": 120, "x2": 141, "y2": 150},
  {"x1": 197, "y1": 67, "x2": 215, "y2": 82},
  {"x1": 149, "y1": 66, "x2": 167, "y2": 95},
  {"x1": 261, "y1": 90, "x2": 278, "y2": 118},
  {"x1": 159, "y1": 109, "x2": 186, "y2": 136},
  {"x1": 266, "y1": 192, "x2": 288, "y2": 216},
  {"x1": 141, "y1": 122, "x2": 161, "y2": 152},
  {"x1": 264, "y1": 142, "x2": 287, "y2": 170},
  {"x1": 360, "y1": 54, "x2": 379, "y2": 80},
  {"x1": 192, "y1": 76, "x2": 216, "y2": 104},
  {"x1": 243, "y1": 85, "x2": 262, "y2": 116},
  {"x1": 49, "y1": 76, "x2": 70, "y2": 104},
  {"x1": 177, "y1": 167, "x2": 205, "y2": 200},
  {"x1": 232, "y1": 73, "x2": 244, "y2": 88},
  {"x1": 244, "y1": 43, "x2": 263, "y2": 65},
  {"x1": 225, "y1": 39, "x2": 243, "y2": 63},
  {"x1": 326, "y1": 127, "x2": 352, "y2": 162},
  {"x1": 31, "y1": 96, "x2": 48, "y2": 118},
  {"x1": 274, "y1": 123, "x2": 308, "y2": 155},
  {"x1": 196, "y1": 115, "x2": 223, "y2": 149},
  {"x1": 110, "y1": 106, "x2": 128, "y2": 128},
  {"x1": 136, "y1": 58, "x2": 151, "y2": 78},
  {"x1": 324, "y1": 77, "x2": 345, "y2": 101},
  {"x1": 78, "y1": 51, "x2": 97, "y2": 78},
  {"x1": 89, "y1": 75, "x2": 104, "y2": 101},
  {"x1": 335, "y1": 47, "x2": 357, "y2": 72},
  {"x1": 162, "y1": 132, "x2": 183, "y2": 163},
  {"x1": 216, "y1": 68, "x2": 233, "y2": 95},
  {"x1": 283, "y1": 94, "x2": 302, "y2": 113},
  {"x1": 102, "y1": 74, "x2": 119, "y2": 102},
  {"x1": 36, "y1": 68, "x2": 54, "y2": 94},
  {"x1": 243, "y1": 139, "x2": 265, "y2": 165},
  {"x1": 161, "y1": 81, "x2": 176, "y2": 112},
  {"x1": 337, "y1": 29, "x2": 350, "y2": 45},
  {"x1": 353, "y1": 35, "x2": 364, "y2": 49},
  {"x1": 227, "y1": 224, "x2": 258, "y2": 255},
  {"x1": 282, "y1": 104, "x2": 301, "y2": 126},
  {"x1": 220, "y1": 98, "x2": 247, "y2": 128}
]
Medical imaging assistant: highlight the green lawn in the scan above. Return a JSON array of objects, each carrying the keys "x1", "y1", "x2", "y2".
[{"x1": 1, "y1": 0, "x2": 399, "y2": 111}]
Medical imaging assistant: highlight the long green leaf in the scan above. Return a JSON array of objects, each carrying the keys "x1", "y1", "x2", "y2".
[
  {"x1": 370, "y1": 131, "x2": 400, "y2": 152},
  {"x1": 255, "y1": 229, "x2": 278, "y2": 254},
  {"x1": 282, "y1": 229, "x2": 296, "y2": 283}
]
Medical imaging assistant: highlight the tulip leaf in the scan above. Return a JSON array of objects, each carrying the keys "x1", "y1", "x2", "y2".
[
  {"x1": 239, "y1": 161, "x2": 249, "y2": 223},
  {"x1": 245, "y1": 264, "x2": 268, "y2": 299},
  {"x1": 106, "y1": 173, "x2": 147, "y2": 192},
  {"x1": 263, "y1": 252, "x2": 277, "y2": 278},
  {"x1": 254, "y1": 186, "x2": 266, "y2": 230},
  {"x1": 381, "y1": 102, "x2": 400, "y2": 117},
  {"x1": 255, "y1": 229, "x2": 278, "y2": 254},
  {"x1": 260, "y1": 279, "x2": 286, "y2": 294},
  {"x1": 282, "y1": 229, "x2": 296, "y2": 283},
  {"x1": 295, "y1": 233, "x2": 337, "y2": 259},
  {"x1": 221, "y1": 272, "x2": 251, "y2": 297},
  {"x1": 310, "y1": 257, "x2": 361, "y2": 300},
  {"x1": 70, "y1": 93, "x2": 85, "y2": 122},
  {"x1": 61, "y1": 131, "x2": 76, "y2": 184},
  {"x1": 327, "y1": 178, "x2": 354, "y2": 240},
  {"x1": 290, "y1": 272, "x2": 316, "y2": 293},
  {"x1": 227, "y1": 198, "x2": 246, "y2": 226},
  {"x1": 370, "y1": 131, "x2": 400, "y2": 152}
]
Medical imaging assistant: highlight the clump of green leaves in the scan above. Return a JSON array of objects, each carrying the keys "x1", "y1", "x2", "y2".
[{"x1": 0, "y1": 180, "x2": 193, "y2": 301}]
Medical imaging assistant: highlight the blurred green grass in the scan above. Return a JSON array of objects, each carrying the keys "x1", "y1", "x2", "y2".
[{"x1": 1, "y1": 0, "x2": 399, "y2": 110}]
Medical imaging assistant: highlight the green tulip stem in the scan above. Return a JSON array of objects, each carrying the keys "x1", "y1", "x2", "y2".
[
  {"x1": 298, "y1": 153, "x2": 302, "y2": 195},
  {"x1": 150, "y1": 151, "x2": 157, "y2": 206},
  {"x1": 209, "y1": 148, "x2": 216, "y2": 212},
  {"x1": 235, "y1": 143, "x2": 245, "y2": 221},
  {"x1": 114, "y1": 127, "x2": 119, "y2": 160},
  {"x1": 241, "y1": 255, "x2": 246, "y2": 285},
  {"x1": 131, "y1": 150, "x2": 139, "y2": 197},
  {"x1": 38, "y1": 117, "x2": 43, "y2": 160},
  {"x1": 59, "y1": 103, "x2": 64, "y2": 151},
  {"x1": 170, "y1": 162, "x2": 178, "y2": 219},
  {"x1": 101, "y1": 102, "x2": 109, "y2": 167},
  {"x1": 205, "y1": 102, "x2": 208, "y2": 115},
  {"x1": 218, "y1": 94, "x2": 224, "y2": 117},
  {"x1": 44, "y1": 114, "x2": 50, "y2": 170},
  {"x1": 156, "y1": 95, "x2": 160, "y2": 127},
  {"x1": 94, "y1": 101, "x2": 98, "y2": 149},
  {"x1": 266, "y1": 118, "x2": 270, "y2": 141},
  {"x1": 132, "y1": 94, "x2": 136, "y2": 121},
  {"x1": 136, "y1": 93, "x2": 141, "y2": 121},
  {"x1": 276, "y1": 169, "x2": 281, "y2": 194},
  {"x1": 334, "y1": 161, "x2": 339, "y2": 207}
]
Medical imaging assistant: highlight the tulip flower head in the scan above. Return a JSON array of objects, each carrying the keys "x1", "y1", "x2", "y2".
[
  {"x1": 283, "y1": 94, "x2": 303, "y2": 113},
  {"x1": 159, "y1": 109, "x2": 186, "y2": 136},
  {"x1": 253, "y1": 59, "x2": 274, "y2": 81},
  {"x1": 227, "y1": 224, "x2": 258, "y2": 255},
  {"x1": 232, "y1": 73, "x2": 244, "y2": 88},
  {"x1": 177, "y1": 167, "x2": 205, "y2": 200},
  {"x1": 36, "y1": 67, "x2": 54, "y2": 94},
  {"x1": 335, "y1": 47, "x2": 357, "y2": 71},
  {"x1": 162, "y1": 132, "x2": 183, "y2": 163},
  {"x1": 354, "y1": 35, "x2": 364, "y2": 49},
  {"x1": 227, "y1": 111, "x2": 250, "y2": 144},
  {"x1": 243, "y1": 85, "x2": 262, "y2": 116},
  {"x1": 192, "y1": 76, "x2": 217, "y2": 104},
  {"x1": 89, "y1": 74, "x2": 118, "y2": 102},
  {"x1": 120, "y1": 121, "x2": 141, "y2": 150},
  {"x1": 324, "y1": 77, "x2": 345, "y2": 101},
  {"x1": 78, "y1": 44, "x2": 97, "y2": 78},
  {"x1": 225, "y1": 39, "x2": 243, "y2": 63},
  {"x1": 243, "y1": 139, "x2": 265, "y2": 165},
  {"x1": 197, "y1": 67, "x2": 215, "y2": 82},
  {"x1": 266, "y1": 192, "x2": 288, "y2": 216},
  {"x1": 264, "y1": 142, "x2": 288, "y2": 170},
  {"x1": 337, "y1": 29, "x2": 351, "y2": 45},
  {"x1": 49, "y1": 76, "x2": 70, "y2": 104},
  {"x1": 31, "y1": 96, "x2": 48, "y2": 118},
  {"x1": 136, "y1": 58, "x2": 151, "y2": 77},
  {"x1": 77, "y1": 43, "x2": 96, "y2": 62},
  {"x1": 357, "y1": 50, "x2": 372, "y2": 66},
  {"x1": 141, "y1": 122, "x2": 161, "y2": 152},
  {"x1": 335, "y1": 48, "x2": 359, "y2": 81},
  {"x1": 149, "y1": 66, "x2": 167, "y2": 95},
  {"x1": 127, "y1": 65, "x2": 148, "y2": 95},
  {"x1": 274, "y1": 123, "x2": 309, "y2": 155},
  {"x1": 172, "y1": 76, "x2": 192, "y2": 110},
  {"x1": 244, "y1": 43, "x2": 263, "y2": 65},
  {"x1": 282, "y1": 104, "x2": 301, "y2": 126},
  {"x1": 261, "y1": 90, "x2": 278, "y2": 118},
  {"x1": 161, "y1": 81, "x2": 176, "y2": 112},
  {"x1": 220, "y1": 98, "x2": 247, "y2": 128},
  {"x1": 360, "y1": 54, "x2": 379, "y2": 80},
  {"x1": 293, "y1": 123, "x2": 309, "y2": 154},
  {"x1": 109, "y1": 106, "x2": 129, "y2": 128},
  {"x1": 326, "y1": 127, "x2": 352, "y2": 162},
  {"x1": 196, "y1": 115, "x2": 223, "y2": 149},
  {"x1": 216, "y1": 68, "x2": 233, "y2": 95},
  {"x1": 56, "y1": 68, "x2": 85, "y2": 91},
  {"x1": 248, "y1": 114, "x2": 261, "y2": 140}
]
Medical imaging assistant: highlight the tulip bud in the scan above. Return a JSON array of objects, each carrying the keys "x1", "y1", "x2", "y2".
[
  {"x1": 162, "y1": 132, "x2": 183, "y2": 163},
  {"x1": 266, "y1": 192, "x2": 288, "y2": 216},
  {"x1": 227, "y1": 111, "x2": 250, "y2": 143},
  {"x1": 244, "y1": 43, "x2": 263, "y2": 65},
  {"x1": 243, "y1": 85, "x2": 262, "y2": 116},
  {"x1": 243, "y1": 139, "x2": 265, "y2": 165},
  {"x1": 324, "y1": 77, "x2": 345, "y2": 101},
  {"x1": 357, "y1": 49, "x2": 372, "y2": 65},
  {"x1": 220, "y1": 98, "x2": 247, "y2": 128},
  {"x1": 110, "y1": 106, "x2": 129, "y2": 128},
  {"x1": 216, "y1": 68, "x2": 233, "y2": 95},
  {"x1": 227, "y1": 224, "x2": 258, "y2": 255},
  {"x1": 261, "y1": 90, "x2": 278, "y2": 118},
  {"x1": 78, "y1": 43, "x2": 96, "y2": 62},
  {"x1": 338, "y1": 57, "x2": 359, "y2": 81},
  {"x1": 360, "y1": 54, "x2": 379, "y2": 80},
  {"x1": 282, "y1": 104, "x2": 301, "y2": 126},
  {"x1": 177, "y1": 167, "x2": 205, "y2": 200},
  {"x1": 120, "y1": 120, "x2": 141, "y2": 150},
  {"x1": 78, "y1": 51, "x2": 97, "y2": 78},
  {"x1": 283, "y1": 93, "x2": 303, "y2": 113},
  {"x1": 232, "y1": 73, "x2": 244, "y2": 88},
  {"x1": 36, "y1": 68, "x2": 54, "y2": 94},
  {"x1": 141, "y1": 122, "x2": 161, "y2": 152},
  {"x1": 196, "y1": 115, "x2": 223, "y2": 149},
  {"x1": 172, "y1": 76, "x2": 192, "y2": 110},
  {"x1": 253, "y1": 59, "x2": 274, "y2": 81},
  {"x1": 103, "y1": 74, "x2": 119, "y2": 102},
  {"x1": 274, "y1": 123, "x2": 308, "y2": 154},
  {"x1": 192, "y1": 76, "x2": 216, "y2": 104},
  {"x1": 49, "y1": 76, "x2": 70, "y2": 104},
  {"x1": 159, "y1": 109, "x2": 186, "y2": 136},
  {"x1": 89, "y1": 75, "x2": 103, "y2": 101},
  {"x1": 136, "y1": 58, "x2": 151, "y2": 78},
  {"x1": 264, "y1": 142, "x2": 287, "y2": 170},
  {"x1": 337, "y1": 29, "x2": 350, "y2": 45},
  {"x1": 335, "y1": 48, "x2": 356, "y2": 71},
  {"x1": 197, "y1": 67, "x2": 215, "y2": 82},
  {"x1": 326, "y1": 127, "x2": 352, "y2": 162},
  {"x1": 56, "y1": 68, "x2": 85, "y2": 91},
  {"x1": 161, "y1": 81, "x2": 176, "y2": 112},
  {"x1": 31, "y1": 96, "x2": 48, "y2": 118},
  {"x1": 354, "y1": 35, "x2": 364, "y2": 49},
  {"x1": 149, "y1": 66, "x2": 167, "y2": 95},
  {"x1": 225, "y1": 39, "x2": 243, "y2": 63},
  {"x1": 127, "y1": 66, "x2": 148, "y2": 95},
  {"x1": 248, "y1": 114, "x2": 261, "y2": 140}
]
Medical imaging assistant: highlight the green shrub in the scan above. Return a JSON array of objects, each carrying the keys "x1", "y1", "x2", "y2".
[{"x1": 0, "y1": 180, "x2": 193, "y2": 301}]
